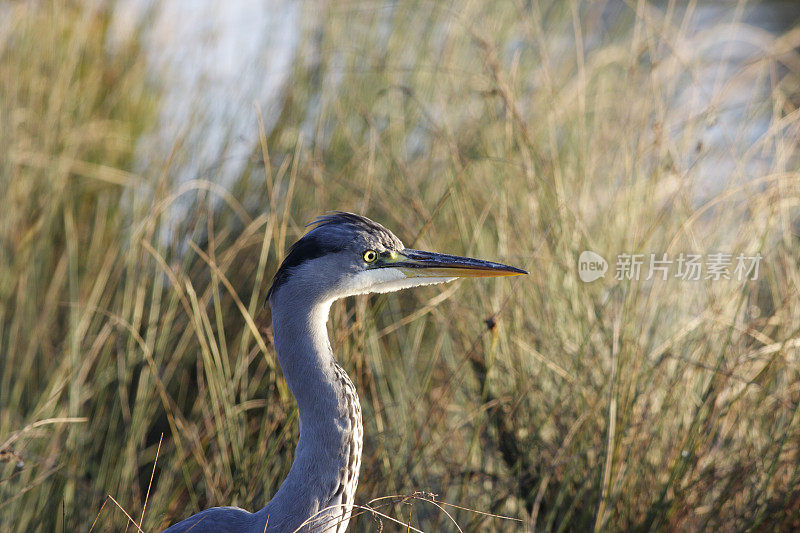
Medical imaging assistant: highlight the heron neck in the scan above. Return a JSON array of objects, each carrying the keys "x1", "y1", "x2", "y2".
[
  {"x1": 261, "y1": 288, "x2": 362, "y2": 531},
  {"x1": 271, "y1": 295, "x2": 337, "y2": 411}
]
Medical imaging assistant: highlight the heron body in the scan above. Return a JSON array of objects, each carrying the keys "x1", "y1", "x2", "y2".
[{"x1": 163, "y1": 212, "x2": 525, "y2": 532}]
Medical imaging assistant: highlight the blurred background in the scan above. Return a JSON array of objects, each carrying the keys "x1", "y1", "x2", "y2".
[{"x1": 2, "y1": 0, "x2": 800, "y2": 530}]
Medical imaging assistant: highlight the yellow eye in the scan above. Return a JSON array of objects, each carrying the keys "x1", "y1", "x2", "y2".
[{"x1": 363, "y1": 250, "x2": 377, "y2": 263}]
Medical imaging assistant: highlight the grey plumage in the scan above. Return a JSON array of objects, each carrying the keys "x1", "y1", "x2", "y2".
[
  {"x1": 162, "y1": 212, "x2": 525, "y2": 532},
  {"x1": 267, "y1": 212, "x2": 404, "y2": 299}
]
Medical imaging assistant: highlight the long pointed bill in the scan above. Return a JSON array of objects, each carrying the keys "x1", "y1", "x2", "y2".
[{"x1": 382, "y1": 249, "x2": 527, "y2": 278}]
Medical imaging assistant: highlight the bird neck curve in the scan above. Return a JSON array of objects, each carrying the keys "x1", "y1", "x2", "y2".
[{"x1": 260, "y1": 286, "x2": 362, "y2": 532}]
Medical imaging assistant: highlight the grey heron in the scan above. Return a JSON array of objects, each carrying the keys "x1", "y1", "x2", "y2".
[{"x1": 163, "y1": 212, "x2": 526, "y2": 532}]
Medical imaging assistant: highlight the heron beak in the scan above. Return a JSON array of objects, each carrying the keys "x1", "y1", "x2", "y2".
[{"x1": 379, "y1": 249, "x2": 528, "y2": 278}]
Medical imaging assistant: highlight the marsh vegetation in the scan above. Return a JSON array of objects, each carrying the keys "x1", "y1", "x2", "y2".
[{"x1": 1, "y1": 1, "x2": 799, "y2": 530}]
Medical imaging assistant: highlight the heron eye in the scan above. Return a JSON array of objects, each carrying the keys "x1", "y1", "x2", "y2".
[{"x1": 363, "y1": 250, "x2": 377, "y2": 263}]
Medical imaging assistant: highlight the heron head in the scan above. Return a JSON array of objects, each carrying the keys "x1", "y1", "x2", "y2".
[{"x1": 267, "y1": 212, "x2": 526, "y2": 305}]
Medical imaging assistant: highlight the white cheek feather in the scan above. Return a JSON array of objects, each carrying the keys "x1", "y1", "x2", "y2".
[{"x1": 347, "y1": 268, "x2": 456, "y2": 295}]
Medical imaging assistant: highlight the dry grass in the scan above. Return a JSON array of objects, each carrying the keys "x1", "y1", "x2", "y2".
[{"x1": 1, "y1": 1, "x2": 800, "y2": 531}]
